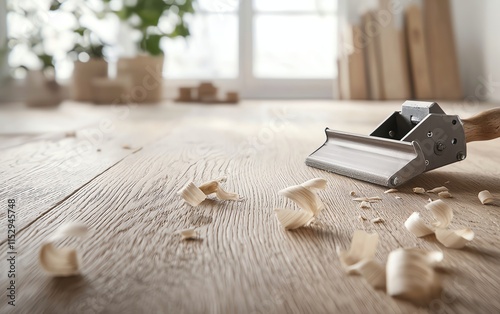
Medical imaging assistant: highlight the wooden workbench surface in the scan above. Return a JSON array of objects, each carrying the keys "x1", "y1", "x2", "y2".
[{"x1": 1, "y1": 100, "x2": 499, "y2": 313}]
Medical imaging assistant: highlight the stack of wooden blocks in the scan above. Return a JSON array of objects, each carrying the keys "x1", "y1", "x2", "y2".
[{"x1": 338, "y1": 0, "x2": 462, "y2": 101}]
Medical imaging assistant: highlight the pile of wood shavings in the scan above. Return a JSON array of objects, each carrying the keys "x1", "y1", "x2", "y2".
[{"x1": 338, "y1": 230, "x2": 443, "y2": 304}]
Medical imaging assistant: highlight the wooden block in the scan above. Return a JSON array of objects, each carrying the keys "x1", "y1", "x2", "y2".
[
  {"x1": 362, "y1": 12, "x2": 384, "y2": 100},
  {"x1": 405, "y1": 5, "x2": 433, "y2": 100},
  {"x1": 178, "y1": 87, "x2": 193, "y2": 101},
  {"x1": 376, "y1": 23, "x2": 412, "y2": 100},
  {"x1": 225, "y1": 92, "x2": 239, "y2": 103},
  {"x1": 424, "y1": 0, "x2": 462, "y2": 100},
  {"x1": 337, "y1": 25, "x2": 368, "y2": 100},
  {"x1": 198, "y1": 82, "x2": 217, "y2": 102},
  {"x1": 349, "y1": 25, "x2": 369, "y2": 100}
]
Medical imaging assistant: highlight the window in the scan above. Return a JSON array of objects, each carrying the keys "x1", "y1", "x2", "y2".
[
  {"x1": 6, "y1": 0, "x2": 338, "y2": 98},
  {"x1": 165, "y1": 0, "x2": 338, "y2": 98}
]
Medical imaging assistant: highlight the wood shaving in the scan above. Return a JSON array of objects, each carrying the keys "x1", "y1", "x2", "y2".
[
  {"x1": 39, "y1": 222, "x2": 88, "y2": 277},
  {"x1": 359, "y1": 201, "x2": 371, "y2": 209},
  {"x1": 386, "y1": 248, "x2": 442, "y2": 304},
  {"x1": 395, "y1": 196, "x2": 403, "y2": 200},
  {"x1": 274, "y1": 178, "x2": 327, "y2": 229},
  {"x1": 274, "y1": 208, "x2": 314, "y2": 230},
  {"x1": 65, "y1": 131, "x2": 76, "y2": 137},
  {"x1": 337, "y1": 230, "x2": 379, "y2": 275},
  {"x1": 338, "y1": 232, "x2": 444, "y2": 303},
  {"x1": 337, "y1": 231, "x2": 385, "y2": 289},
  {"x1": 438, "y1": 191, "x2": 452, "y2": 198},
  {"x1": 426, "y1": 200, "x2": 453, "y2": 228},
  {"x1": 350, "y1": 191, "x2": 356, "y2": 196},
  {"x1": 404, "y1": 212, "x2": 434, "y2": 237},
  {"x1": 413, "y1": 187, "x2": 425, "y2": 194},
  {"x1": 444, "y1": 181, "x2": 450, "y2": 184},
  {"x1": 478, "y1": 190, "x2": 495, "y2": 205},
  {"x1": 371, "y1": 217, "x2": 384, "y2": 223},
  {"x1": 435, "y1": 228, "x2": 475, "y2": 249},
  {"x1": 179, "y1": 228, "x2": 197, "y2": 240},
  {"x1": 358, "y1": 215, "x2": 367, "y2": 221},
  {"x1": 384, "y1": 189, "x2": 398, "y2": 193},
  {"x1": 122, "y1": 144, "x2": 132, "y2": 149},
  {"x1": 427, "y1": 198, "x2": 433, "y2": 203},
  {"x1": 353, "y1": 196, "x2": 382, "y2": 202},
  {"x1": 178, "y1": 179, "x2": 240, "y2": 206},
  {"x1": 405, "y1": 200, "x2": 474, "y2": 249},
  {"x1": 353, "y1": 259, "x2": 386, "y2": 289},
  {"x1": 426, "y1": 186, "x2": 449, "y2": 193},
  {"x1": 177, "y1": 182, "x2": 207, "y2": 206},
  {"x1": 301, "y1": 178, "x2": 328, "y2": 191}
]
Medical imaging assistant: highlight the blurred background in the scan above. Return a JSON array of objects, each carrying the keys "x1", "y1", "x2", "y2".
[{"x1": 0, "y1": 0, "x2": 498, "y2": 104}]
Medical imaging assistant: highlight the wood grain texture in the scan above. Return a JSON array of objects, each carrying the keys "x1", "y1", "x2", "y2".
[
  {"x1": 462, "y1": 107, "x2": 500, "y2": 142},
  {"x1": 1, "y1": 101, "x2": 500, "y2": 313},
  {"x1": 0, "y1": 102, "x2": 186, "y2": 232},
  {"x1": 405, "y1": 5, "x2": 433, "y2": 100},
  {"x1": 424, "y1": 0, "x2": 463, "y2": 100}
]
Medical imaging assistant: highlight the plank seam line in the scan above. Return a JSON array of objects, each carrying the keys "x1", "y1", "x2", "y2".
[{"x1": 0, "y1": 147, "x2": 145, "y2": 246}]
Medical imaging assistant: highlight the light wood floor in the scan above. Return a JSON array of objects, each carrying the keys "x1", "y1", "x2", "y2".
[{"x1": 1, "y1": 100, "x2": 499, "y2": 313}]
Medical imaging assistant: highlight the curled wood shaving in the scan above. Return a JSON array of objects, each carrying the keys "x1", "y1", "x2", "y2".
[
  {"x1": 435, "y1": 228, "x2": 475, "y2": 249},
  {"x1": 274, "y1": 208, "x2": 314, "y2": 230},
  {"x1": 426, "y1": 200, "x2": 453, "y2": 228},
  {"x1": 356, "y1": 259, "x2": 386, "y2": 289},
  {"x1": 301, "y1": 178, "x2": 328, "y2": 190},
  {"x1": 438, "y1": 191, "x2": 452, "y2": 198},
  {"x1": 350, "y1": 191, "x2": 356, "y2": 196},
  {"x1": 371, "y1": 217, "x2": 384, "y2": 223},
  {"x1": 478, "y1": 190, "x2": 495, "y2": 205},
  {"x1": 274, "y1": 178, "x2": 327, "y2": 229},
  {"x1": 179, "y1": 228, "x2": 197, "y2": 240},
  {"x1": 405, "y1": 200, "x2": 474, "y2": 249},
  {"x1": 386, "y1": 248, "x2": 442, "y2": 304},
  {"x1": 359, "y1": 201, "x2": 371, "y2": 209},
  {"x1": 395, "y1": 196, "x2": 403, "y2": 200},
  {"x1": 178, "y1": 179, "x2": 240, "y2": 206},
  {"x1": 413, "y1": 187, "x2": 425, "y2": 194},
  {"x1": 427, "y1": 198, "x2": 433, "y2": 203},
  {"x1": 404, "y1": 212, "x2": 434, "y2": 237},
  {"x1": 384, "y1": 189, "x2": 398, "y2": 193},
  {"x1": 337, "y1": 230, "x2": 379, "y2": 275},
  {"x1": 338, "y1": 231, "x2": 386, "y2": 289},
  {"x1": 178, "y1": 182, "x2": 207, "y2": 206},
  {"x1": 427, "y1": 186, "x2": 449, "y2": 193},
  {"x1": 39, "y1": 222, "x2": 88, "y2": 277},
  {"x1": 358, "y1": 215, "x2": 367, "y2": 221},
  {"x1": 278, "y1": 179, "x2": 327, "y2": 217}
]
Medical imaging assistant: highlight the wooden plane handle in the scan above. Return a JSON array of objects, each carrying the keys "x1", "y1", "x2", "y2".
[{"x1": 462, "y1": 107, "x2": 500, "y2": 143}]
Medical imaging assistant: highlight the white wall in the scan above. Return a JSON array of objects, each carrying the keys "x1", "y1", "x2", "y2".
[{"x1": 483, "y1": 0, "x2": 500, "y2": 102}]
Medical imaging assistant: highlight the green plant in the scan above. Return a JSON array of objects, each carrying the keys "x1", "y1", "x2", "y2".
[
  {"x1": 6, "y1": 0, "x2": 109, "y2": 78},
  {"x1": 109, "y1": 0, "x2": 195, "y2": 56},
  {"x1": 49, "y1": 0, "x2": 107, "y2": 59},
  {"x1": 7, "y1": 1, "x2": 56, "y2": 71}
]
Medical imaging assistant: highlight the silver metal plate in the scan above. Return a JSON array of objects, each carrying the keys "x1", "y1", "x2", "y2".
[{"x1": 306, "y1": 129, "x2": 426, "y2": 187}]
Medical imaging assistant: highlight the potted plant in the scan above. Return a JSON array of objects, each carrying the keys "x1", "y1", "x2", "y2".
[
  {"x1": 110, "y1": 0, "x2": 195, "y2": 103},
  {"x1": 48, "y1": 0, "x2": 109, "y2": 102},
  {"x1": 6, "y1": 2, "x2": 66, "y2": 106}
]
